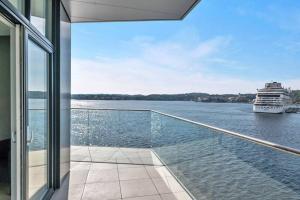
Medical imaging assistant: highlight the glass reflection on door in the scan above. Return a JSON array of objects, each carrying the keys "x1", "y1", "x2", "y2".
[
  {"x1": 27, "y1": 40, "x2": 49, "y2": 199},
  {"x1": 0, "y1": 14, "x2": 17, "y2": 200}
]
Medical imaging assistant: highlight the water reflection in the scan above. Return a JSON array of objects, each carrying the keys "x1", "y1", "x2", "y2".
[
  {"x1": 27, "y1": 39, "x2": 49, "y2": 199},
  {"x1": 70, "y1": 109, "x2": 300, "y2": 200}
]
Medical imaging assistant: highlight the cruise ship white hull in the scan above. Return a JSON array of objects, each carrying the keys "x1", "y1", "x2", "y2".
[{"x1": 253, "y1": 105, "x2": 287, "y2": 114}]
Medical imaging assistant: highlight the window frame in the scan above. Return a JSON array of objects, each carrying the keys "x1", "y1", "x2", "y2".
[
  {"x1": 23, "y1": 26, "x2": 55, "y2": 200},
  {"x1": 0, "y1": 0, "x2": 61, "y2": 199}
]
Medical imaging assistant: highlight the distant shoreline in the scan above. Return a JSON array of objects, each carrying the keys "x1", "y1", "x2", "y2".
[
  {"x1": 72, "y1": 99, "x2": 300, "y2": 106},
  {"x1": 72, "y1": 91, "x2": 300, "y2": 104},
  {"x1": 72, "y1": 99, "x2": 254, "y2": 103},
  {"x1": 71, "y1": 93, "x2": 256, "y2": 103}
]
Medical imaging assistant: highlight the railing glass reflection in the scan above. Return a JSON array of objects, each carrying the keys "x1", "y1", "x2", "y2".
[{"x1": 71, "y1": 108, "x2": 300, "y2": 200}]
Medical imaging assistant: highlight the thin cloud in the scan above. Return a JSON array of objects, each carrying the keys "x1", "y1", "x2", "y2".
[{"x1": 72, "y1": 35, "x2": 299, "y2": 95}]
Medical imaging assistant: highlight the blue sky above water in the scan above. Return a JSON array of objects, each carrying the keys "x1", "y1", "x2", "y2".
[{"x1": 72, "y1": 0, "x2": 300, "y2": 94}]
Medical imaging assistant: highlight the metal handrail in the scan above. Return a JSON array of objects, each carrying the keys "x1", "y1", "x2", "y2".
[
  {"x1": 71, "y1": 107, "x2": 300, "y2": 156},
  {"x1": 71, "y1": 107, "x2": 151, "y2": 112},
  {"x1": 151, "y1": 110, "x2": 300, "y2": 156}
]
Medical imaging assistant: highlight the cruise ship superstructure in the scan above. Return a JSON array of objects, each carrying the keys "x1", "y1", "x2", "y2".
[{"x1": 253, "y1": 82, "x2": 292, "y2": 113}]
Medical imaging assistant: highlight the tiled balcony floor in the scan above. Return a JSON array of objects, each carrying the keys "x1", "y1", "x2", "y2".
[
  {"x1": 71, "y1": 146, "x2": 164, "y2": 166},
  {"x1": 51, "y1": 146, "x2": 193, "y2": 200}
]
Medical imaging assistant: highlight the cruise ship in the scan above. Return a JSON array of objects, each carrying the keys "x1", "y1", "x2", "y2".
[{"x1": 253, "y1": 82, "x2": 292, "y2": 113}]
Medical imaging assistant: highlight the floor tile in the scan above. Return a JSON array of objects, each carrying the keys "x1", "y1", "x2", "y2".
[
  {"x1": 127, "y1": 157, "x2": 144, "y2": 165},
  {"x1": 68, "y1": 184, "x2": 86, "y2": 200},
  {"x1": 116, "y1": 157, "x2": 132, "y2": 164},
  {"x1": 82, "y1": 182, "x2": 121, "y2": 200},
  {"x1": 89, "y1": 150, "x2": 117, "y2": 158},
  {"x1": 91, "y1": 156, "x2": 115, "y2": 163},
  {"x1": 89, "y1": 163, "x2": 117, "y2": 171},
  {"x1": 119, "y1": 167, "x2": 150, "y2": 180},
  {"x1": 69, "y1": 146, "x2": 193, "y2": 200},
  {"x1": 69, "y1": 170, "x2": 89, "y2": 185},
  {"x1": 145, "y1": 166, "x2": 172, "y2": 179},
  {"x1": 138, "y1": 150, "x2": 155, "y2": 158},
  {"x1": 89, "y1": 146, "x2": 118, "y2": 152},
  {"x1": 160, "y1": 192, "x2": 193, "y2": 200},
  {"x1": 90, "y1": 151, "x2": 114, "y2": 161},
  {"x1": 86, "y1": 168, "x2": 119, "y2": 183},
  {"x1": 71, "y1": 149, "x2": 91, "y2": 162},
  {"x1": 51, "y1": 176, "x2": 85, "y2": 200},
  {"x1": 152, "y1": 177, "x2": 184, "y2": 194},
  {"x1": 118, "y1": 164, "x2": 145, "y2": 169},
  {"x1": 120, "y1": 179, "x2": 158, "y2": 198},
  {"x1": 119, "y1": 148, "x2": 142, "y2": 153},
  {"x1": 71, "y1": 162, "x2": 91, "y2": 171},
  {"x1": 71, "y1": 146, "x2": 89, "y2": 152},
  {"x1": 140, "y1": 157, "x2": 161, "y2": 166},
  {"x1": 123, "y1": 195, "x2": 162, "y2": 200}
]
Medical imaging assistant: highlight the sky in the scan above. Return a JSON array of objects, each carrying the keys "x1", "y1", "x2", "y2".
[{"x1": 72, "y1": 0, "x2": 300, "y2": 95}]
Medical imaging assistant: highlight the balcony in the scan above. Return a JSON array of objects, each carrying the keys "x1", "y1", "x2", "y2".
[{"x1": 52, "y1": 108, "x2": 300, "y2": 200}]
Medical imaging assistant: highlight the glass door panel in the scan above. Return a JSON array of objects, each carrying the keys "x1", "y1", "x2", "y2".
[
  {"x1": 0, "y1": 14, "x2": 17, "y2": 200},
  {"x1": 8, "y1": 0, "x2": 24, "y2": 13},
  {"x1": 26, "y1": 40, "x2": 49, "y2": 200},
  {"x1": 31, "y1": 0, "x2": 52, "y2": 39}
]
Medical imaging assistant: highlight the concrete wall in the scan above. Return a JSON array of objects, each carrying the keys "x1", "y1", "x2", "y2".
[
  {"x1": 60, "y1": 3, "x2": 71, "y2": 181},
  {"x1": 0, "y1": 36, "x2": 11, "y2": 141}
]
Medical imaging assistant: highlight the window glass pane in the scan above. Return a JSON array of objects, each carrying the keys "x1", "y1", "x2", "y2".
[
  {"x1": 0, "y1": 14, "x2": 15, "y2": 200},
  {"x1": 31, "y1": 0, "x2": 52, "y2": 39},
  {"x1": 27, "y1": 40, "x2": 49, "y2": 199},
  {"x1": 8, "y1": 0, "x2": 24, "y2": 13}
]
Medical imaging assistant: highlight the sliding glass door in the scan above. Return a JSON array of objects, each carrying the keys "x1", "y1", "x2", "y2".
[
  {"x1": 0, "y1": 13, "x2": 19, "y2": 200},
  {"x1": 1, "y1": 1, "x2": 56, "y2": 199},
  {"x1": 26, "y1": 38, "x2": 50, "y2": 200}
]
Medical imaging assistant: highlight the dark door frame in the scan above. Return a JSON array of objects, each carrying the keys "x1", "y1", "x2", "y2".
[
  {"x1": 0, "y1": 0, "x2": 60, "y2": 199},
  {"x1": 23, "y1": 27, "x2": 54, "y2": 200}
]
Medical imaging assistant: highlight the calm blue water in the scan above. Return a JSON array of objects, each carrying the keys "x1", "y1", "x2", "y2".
[
  {"x1": 72, "y1": 100, "x2": 300, "y2": 150},
  {"x1": 70, "y1": 100, "x2": 300, "y2": 200}
]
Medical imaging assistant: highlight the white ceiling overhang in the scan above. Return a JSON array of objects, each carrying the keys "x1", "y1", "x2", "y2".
[{"x1": 61, "y1": 0, "x2": 200, "y2": 23}]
